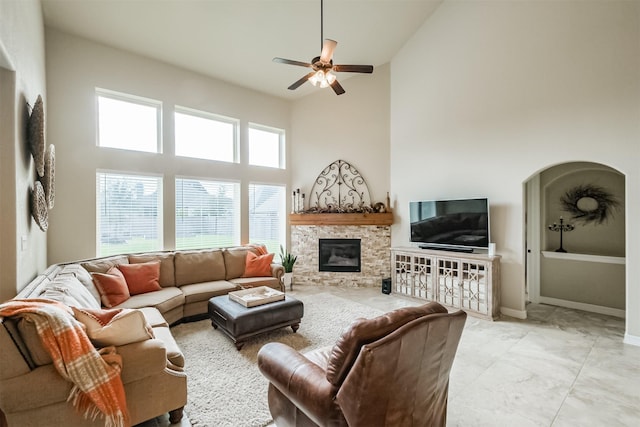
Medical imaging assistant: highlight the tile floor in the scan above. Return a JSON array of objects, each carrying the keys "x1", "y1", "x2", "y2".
[{"x1": 143, "y1": 285, "x2": 640, "y2": 426}]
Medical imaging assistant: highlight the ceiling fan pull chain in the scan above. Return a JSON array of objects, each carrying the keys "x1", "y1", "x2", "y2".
[{"x1": 320, "y1": 0, "x2": 324, "y2": 52}]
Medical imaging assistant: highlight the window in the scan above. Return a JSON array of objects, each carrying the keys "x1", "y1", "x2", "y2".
[
  {"x1": 175, "y1": 107, "x2": 237, "y2": 162},
  {"x1": 97, "y1": 172, "x2": 163, "y2": 256},
  {"x1": 96, "y1": 89, "x2": 161, "y2": 153},
  {"x1": 248, "y1": 183, "x2": 286, "y2": 254},
  {"x1": 248, "y1": 124, "x2": 284, "y2": 168},
  {"x1": 175, "y1": 178, "x2": 240, "y2": 250}
]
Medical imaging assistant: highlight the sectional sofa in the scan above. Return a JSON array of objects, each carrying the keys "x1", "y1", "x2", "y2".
[{"x1": 0, "y1": 245, "x2": 284, "y2": 426}]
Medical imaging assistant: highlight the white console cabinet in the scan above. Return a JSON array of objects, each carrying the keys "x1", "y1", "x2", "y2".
[{"x1": 391, "y1": 247, "x2": 501, "y2": 320}]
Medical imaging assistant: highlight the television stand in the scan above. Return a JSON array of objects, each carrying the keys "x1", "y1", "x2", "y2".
[
  {"x1": 418, "y1": 244, "x2": 474, "y2": 254},
  {"x1": 391, "y1": 247, "x2": 501, "y2": 320}
]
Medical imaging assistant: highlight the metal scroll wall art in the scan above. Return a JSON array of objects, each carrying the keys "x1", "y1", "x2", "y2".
[{"x1": 300, "y1": 159, "x2": 381, "y2": 213}]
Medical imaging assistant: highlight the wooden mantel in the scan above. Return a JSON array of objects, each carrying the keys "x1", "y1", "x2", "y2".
[{"x1": 289, "y1": 212, "x2": 393, "y2": 226}]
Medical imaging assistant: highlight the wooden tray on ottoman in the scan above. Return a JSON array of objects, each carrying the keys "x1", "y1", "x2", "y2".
[{"x1": 229, "y1": 286, "x2": 285, "y2": 307}]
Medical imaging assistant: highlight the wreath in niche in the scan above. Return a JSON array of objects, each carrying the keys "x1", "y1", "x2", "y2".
[{"x1": 560, "y1": 184, "x2": 619, "y2": 225}]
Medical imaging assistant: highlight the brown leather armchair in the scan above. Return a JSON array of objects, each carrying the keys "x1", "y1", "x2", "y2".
[{"x1": 257, "y1": 301, "x2": 467, "y2": 427}]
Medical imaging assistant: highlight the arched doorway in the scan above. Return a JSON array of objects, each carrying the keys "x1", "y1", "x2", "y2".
[{"x1": 525, "y1": 161, "x2": 625, "y2": 318}]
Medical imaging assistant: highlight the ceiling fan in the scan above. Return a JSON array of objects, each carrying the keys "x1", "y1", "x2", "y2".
[{"x1": 273, "y1": 0, "x2": 374, "y2": 95}]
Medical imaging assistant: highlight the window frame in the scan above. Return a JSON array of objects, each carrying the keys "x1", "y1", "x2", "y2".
[
  {"x1": 248, "y1": 122, "x2": 285, "y2": 169},
  {"x1": 248, "y1": 181, "x2": 287, "y2": 254},
  {"x1": 174, "y1": 105, "x2": 239, "y2": 163},
  {"x1": 175, "y1": 176, "x2": 241, "y2": 250},
  {"x1": 96, "y1": 170, "x2": 164, "y2": 256},
  {"x1": 95, "y1": 88, "x2": 163, "y2": 153}
]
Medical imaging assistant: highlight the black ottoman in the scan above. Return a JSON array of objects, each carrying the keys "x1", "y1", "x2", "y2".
[{"x1": 208, "y1": 294, "x2": 304, "y2": 350}]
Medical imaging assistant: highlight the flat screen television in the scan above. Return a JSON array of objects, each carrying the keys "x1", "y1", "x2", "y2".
[{"x1": 409, "y1": 198, "x2": 490, "y2": 252}]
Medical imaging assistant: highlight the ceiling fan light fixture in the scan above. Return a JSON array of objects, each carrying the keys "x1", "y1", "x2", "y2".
[
  {"x1": 309, "y1": 70, "x2": 324, "y2": 86},
  {"x1": 309, "y1": 70, "x2": 336, "y2": 88},
  {"x1": 273, "y1": 0, "x2": 373, "y2": 95}
]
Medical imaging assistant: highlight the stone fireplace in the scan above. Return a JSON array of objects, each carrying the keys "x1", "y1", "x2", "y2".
[
  {"x1": 289, "y1": 159, "x2": 393, "y2": 287},
  {"x1": 290, "y1": 214, "x2": 392, "y2": 287}
]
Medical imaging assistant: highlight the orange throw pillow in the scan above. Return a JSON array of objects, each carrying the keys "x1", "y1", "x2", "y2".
[
  {"x1": 118, "y1": 261, "x2": 162, "y2": 295},
  {"x1": 242, "y1": 251, "x2": 274, "y2": 277},
  {"x1": 91, "y1": 266, "x2": 130, "y2": 307}
]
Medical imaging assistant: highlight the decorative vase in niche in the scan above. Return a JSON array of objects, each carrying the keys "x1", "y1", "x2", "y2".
[{"x1": 283, "y1": 272, "x2": 293, "y2": 291}]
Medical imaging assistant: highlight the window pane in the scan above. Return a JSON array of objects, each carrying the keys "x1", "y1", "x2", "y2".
[
  {"x1": 97, "y1": 173, "x2": 162, "y2": 256},
  {"x1": 248, "y1": 183, "x2": 286, "y2": 254},
  {"x1": 175, "y1": 109, "x2": 236, "y2": 162},
  {"x1": 176, "y1": 178, "x2": 240, "y2": 250},
  {"x1": 97, "y1": 93, "x2": 160, "y2": 153},
  {"x1": 248, "y1": 126, "x2": 282, "y2": 168}
]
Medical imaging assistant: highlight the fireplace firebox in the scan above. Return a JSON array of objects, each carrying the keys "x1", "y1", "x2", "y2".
[{"x1": 318, "y1": 238, "x2": 361, "y2": 272}]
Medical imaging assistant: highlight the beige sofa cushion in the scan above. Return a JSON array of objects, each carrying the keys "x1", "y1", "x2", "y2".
[
  {"x1": 41, "y1": 275, "x2": 101, "y2": 309},
  {"x1": 139, "y1": 307, "x2": 169, "y2": 328},
  {"x1": 16, "y1": 318, "x2": 52, "y2": 366},
  {"x1": 174, "y1": 249, "x2": 226, "y2": 286},
  {"x1": 180, "y1": 280, "x2": 238, "y2": 304},
  {"x1": 1, "y1": 319, "x2": 34, "y2": 373},
  {"x1": 81, "y1": 255, "x2": 129, "y2": 273},
  {"x1": 58, "y1": 263, "x2": 101, "y2": 304},
  {"x1": 117, "y1": 338, "x2": 174, "y2": 384},
  {"x1": 128, "y1": 252, "x2": 176, "y2": 287},
  {"x1": 152, "y1": 326, "x2": 185, "y2": 369},
  {"x1": 223, "y1": 249, "x2": 248, "y2": 279},
  {"x1": 114, "y1": 286, "x2": 185, "y2": 315},
  {"x1": 0, "y1": 363, "x2": 72, "y2": 412}
]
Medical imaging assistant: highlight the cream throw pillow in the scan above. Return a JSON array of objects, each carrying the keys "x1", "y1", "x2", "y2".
[
  {"x1": 43, "y1": 275, "x2": 101, "y2": 309},
  {"x1": 72, "y1": 307, "x2": 154, "y2": 347}
]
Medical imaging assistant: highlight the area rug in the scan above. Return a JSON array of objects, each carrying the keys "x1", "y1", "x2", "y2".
[{"x1": 171, "y1": 292, "x2": 383, "y2": 427}]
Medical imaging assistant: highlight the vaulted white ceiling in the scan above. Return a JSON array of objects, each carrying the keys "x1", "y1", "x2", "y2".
[{"x1": 41, "y1": 0, "x2": 442, "y2": 99}]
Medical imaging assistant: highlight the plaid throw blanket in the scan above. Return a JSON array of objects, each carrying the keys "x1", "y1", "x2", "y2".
[{"x1": 0, "y1": 299, "x2": 130, "y2": 427}]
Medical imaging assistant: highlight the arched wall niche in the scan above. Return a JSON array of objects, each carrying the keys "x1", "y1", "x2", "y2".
[
  {"x1": 525, "y1": 161, "x2": 626, "y2": 317},
  {"x1": 541, "y1": 162, "x2": 625, "y2": 256}
]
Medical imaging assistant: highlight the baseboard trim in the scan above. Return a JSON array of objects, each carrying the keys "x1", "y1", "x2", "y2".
[
  {"x1": 500, "y1": 307, "x2": 527, "y2": 319},
  {"x1": 623, "y1": 333, "x2": 640, "y2": 347},
  {"x1": 538, "y1": 296, "x2": 625, "y2": 318}
]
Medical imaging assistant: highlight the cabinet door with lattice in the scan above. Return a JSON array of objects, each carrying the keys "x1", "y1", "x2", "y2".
[
  {"x1": 459, "y1": 261, "x2": 489, "y2": 315},
  {"x1": 392, "y1": 252, "x2": 413, "y2": 296},
  {"x1": 411, "y1": 254, "x2": 435, "y2": 300},
  {"x1": 436, "y1": 258, "x2": 462, "y2": 308}
]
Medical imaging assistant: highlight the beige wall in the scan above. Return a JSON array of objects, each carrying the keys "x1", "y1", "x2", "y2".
[
  {"x1": 0, "y1": 0, "x2": 47, "y2": 301},
  {"x1": 5, "y1": 0, "x2": 640, "y2": 344},
  {"x1": 45, "y1": 29, "x2": 291, "y2": 264},
  {"x1": 290, "y1": 63, "x2": 391, "y2": 213},
  {"x1": 390, "y1": 0, "x2": 640, "y2": 340}
]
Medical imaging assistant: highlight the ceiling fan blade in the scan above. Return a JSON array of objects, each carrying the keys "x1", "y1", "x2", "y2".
[
  {"x1": 333, "y1": 64, "x2": 374, "y2": 73},
  {"x1": 288, "y1": 72, "x2": 316, "y2": 90},
  {"x1": 319, "y1": 39, "x2": 337, "y2": 63},
  {"x1": 330, "y1": 79, "x2": 345, "y2": 95},
  {"x1": 273, "y1": 57, "x2": 313, "y2": 68}
]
